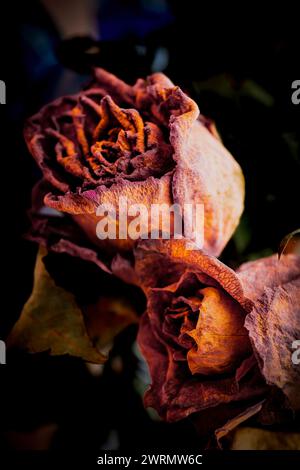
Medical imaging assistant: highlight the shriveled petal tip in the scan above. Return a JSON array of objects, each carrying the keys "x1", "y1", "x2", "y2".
[
  {"x1": 28, "y1": 180, "x2": 112, "y2": 274},
  {"x1": 239, "y1": 254, "x2": 300, "y2": 409},
  {"x1": 92, "y1": 67, "x2": 135, "y2": 104},
  {"x1": 146, "y1": 72, "x2": 175, "y2": 89}
]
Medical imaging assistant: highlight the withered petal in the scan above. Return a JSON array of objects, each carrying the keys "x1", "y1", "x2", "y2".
[
  {"x1": 171, "y1": 117, "x2": 245, "y2": 256},
  {"x1": 187, "y1": 287, "x2": 251, "y2": 375},
  {"x1": 134, "y1": 239, "x2": 250, "y2": 308},
  {"x1": 237, "y1": 254, "x2": 300, "y2": 409}
]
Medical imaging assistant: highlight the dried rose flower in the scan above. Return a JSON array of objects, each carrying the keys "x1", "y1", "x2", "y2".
[
  {"x1": 136, "y1": 239, "x2": 300, "y2": 427},
  {"x1": 24, "y1": 68, "x2": 244, "y2": 258}
]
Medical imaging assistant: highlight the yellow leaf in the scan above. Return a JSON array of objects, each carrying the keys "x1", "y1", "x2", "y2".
[{"x1": 8, "y1": 247, "x2": 106, "y2": 363}]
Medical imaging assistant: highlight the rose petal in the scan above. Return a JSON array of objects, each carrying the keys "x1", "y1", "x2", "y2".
[
  {"x1": 187, "y1": 287, "x2": 251, "y2": 375},
  {"x1": 237, "y1": 254, "x2": 300, "y2": 409},
  {"x1": 172, "y1": 117, "x2": 245, "y2": 256},
  {"x1": 134, "y1": 239, "x2": 250, "y2": 308},
  {"x1": 237, "y1": 253, "x2": 300, "y2": 302},
  {"x1": 28, "y1": 180, "x2": 112, "y2": 273}
]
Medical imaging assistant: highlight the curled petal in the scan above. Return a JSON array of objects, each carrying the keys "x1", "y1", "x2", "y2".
[
  {"x1": 134, "y1": 239, "x2": 250, "y2": 308},
  {"x1": 187, "y1": 287, "x2": 251, "y2": 375}
]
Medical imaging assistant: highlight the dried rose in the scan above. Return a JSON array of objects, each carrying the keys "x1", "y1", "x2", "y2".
[
  {"x1": 136, "y1": 239, "x2": 300, "y2": 426},
  {"x1": 24, "y1": 68, "x2": 244, "y2": 259}
]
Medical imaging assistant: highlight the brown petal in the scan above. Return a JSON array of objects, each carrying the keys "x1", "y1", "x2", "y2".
[
  {"x1": 139, "y1": 309, "x2": 266, "y2": 421},
  {"x1": 45, "y1": 175, "x2": 173, "y2": 253},
  {"x1": 134, "y1": 239, "x2": 250, "y2": 308},
  {"x1": 238, "y1": 254, "x2": 300, "y2": 409},
  {"x1": 245, "y1": 274, "x2": 300, "y2": 410},
  {"x1": 237, "y1": 253, "x2": 300, "y2": 302},
  {"x1": 187, "y1": 287, "x2": 251, "y2": 375},
  {"x1": 171, "y1": 117, "x2": 245, "y2": 256},
  {"x1": 28, "y1": 180, "x2": 112, "y2": 273}
]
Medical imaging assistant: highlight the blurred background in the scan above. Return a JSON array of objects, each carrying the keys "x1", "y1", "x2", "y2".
[{"x1": 0, "y1": 0, "x2": 299, "y2": 451}]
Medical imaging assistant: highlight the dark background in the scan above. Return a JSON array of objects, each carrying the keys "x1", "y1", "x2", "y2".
[{"x1": 0, "y1": 0, "x2": 299, "y2": 452}]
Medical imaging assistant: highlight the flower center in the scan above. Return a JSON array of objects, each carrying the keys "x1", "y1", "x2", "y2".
[{"x1": 46, "y1": 93, "x2": 174, "y2": 189}]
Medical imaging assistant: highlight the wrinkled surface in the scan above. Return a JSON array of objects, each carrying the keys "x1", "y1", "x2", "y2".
[
  {"x1": 136, "y1": 239, "x2": 266, "y2": 422},
  {"x1": 25, "y1": 68, "x2": 244, "y2": 256},
  {"x1": 27, "y1": 180, "x2": 112, "y2": 273},
  {"x1": 240, "y1": 255, "x2": 300, "y2": 409}
]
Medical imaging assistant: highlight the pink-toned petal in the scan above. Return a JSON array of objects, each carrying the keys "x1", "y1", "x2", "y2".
[
  {"x1": 172, "y1": 118, "x2": 245, "y2": 256},
  {"x1": 238, "y1": 253, "x2": 300, "y2": 302},
  {"x1": 245, "y1": 274, "x2": 300, "y2": 410}
]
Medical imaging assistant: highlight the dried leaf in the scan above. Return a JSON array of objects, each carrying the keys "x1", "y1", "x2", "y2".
[
  {"x1": 215, "y1": 401, "x2": 265, "y2": 444},
  {"x1": 230, "y1": 427, "x2": 300, "y2": 450},
  {"x1": 278, "y1": 229, "x2": 300, "y2": 258},
  {"x1": 8, "y1": 247, "x2": 106, "y2": 363},
  {"x1": 83, "y1": 296, "x2": 138, "y2": 350}
]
